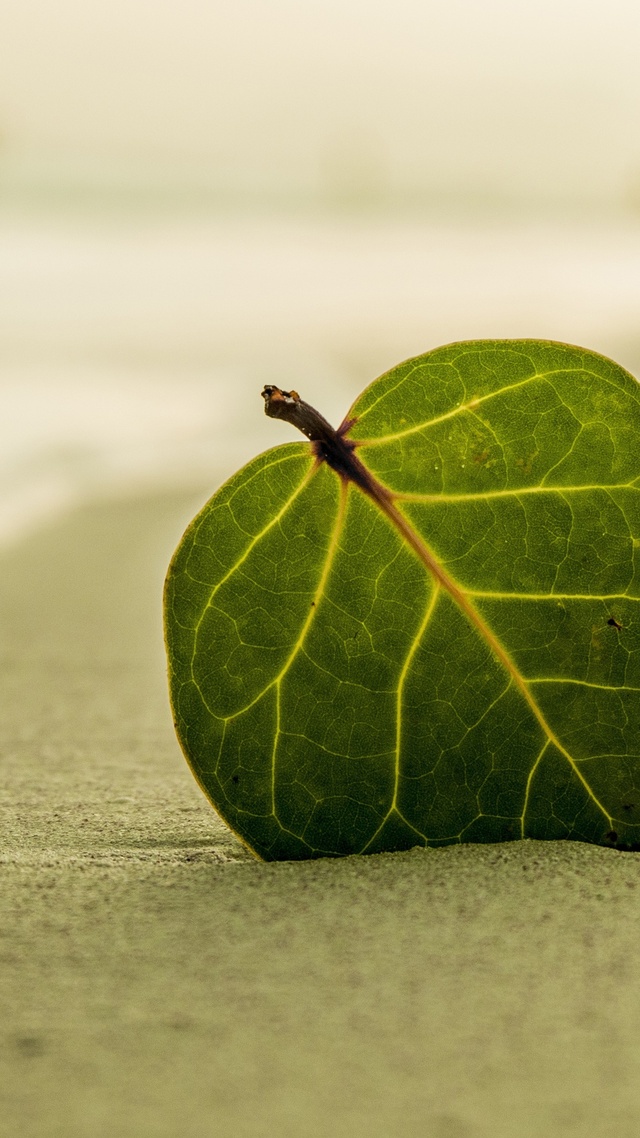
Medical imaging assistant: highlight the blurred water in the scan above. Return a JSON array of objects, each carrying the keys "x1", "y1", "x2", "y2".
[{"x1": 2, "y1": 213, "x2": 640, "y2": 547}]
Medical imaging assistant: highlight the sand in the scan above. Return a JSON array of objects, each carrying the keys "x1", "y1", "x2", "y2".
[{"x1": 1, "y1": 489, "x2": 639, "y2": 1138}]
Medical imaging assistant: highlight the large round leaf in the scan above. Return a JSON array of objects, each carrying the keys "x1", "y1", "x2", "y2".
[{"x1": 164, "y1": 341, "x2": 640, "y2": 859}]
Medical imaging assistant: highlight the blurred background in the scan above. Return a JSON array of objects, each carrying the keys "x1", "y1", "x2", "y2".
[{"x1": 1, "y1": 0, "x2": 640, "y2": 546}]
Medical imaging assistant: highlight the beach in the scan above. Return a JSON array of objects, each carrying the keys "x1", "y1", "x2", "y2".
[
  {"x1": 1, "y1": 483, "x2": 639, "y2": 1138},
  {"x1": 4, "y1": 0, "x2": 640, "y2": 1128}
]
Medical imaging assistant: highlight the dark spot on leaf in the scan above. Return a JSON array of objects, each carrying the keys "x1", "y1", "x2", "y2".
[
  {"x1": 310, "y1": 601, "x2": 316, "y2": 607},
  {"x1": 605, "y1": 830, "x2": 618, "y2": 843},
  {"x1": 605, "y1": 837, "x2": 640, "y2": 852},
  {"x1": 607, "y1": 616, "x2": 622, "y2": 630},
  {"x1": 232, "y1": 775, "x2": 239, "y2": 784},
  {"x1": 623, "y1": 803, "x2": 635, "y2": 812}
]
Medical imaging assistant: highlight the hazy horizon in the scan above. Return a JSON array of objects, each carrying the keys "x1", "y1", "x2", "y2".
[{"x1": 1, "y1": 0, "x2": 640, "y2": 215}]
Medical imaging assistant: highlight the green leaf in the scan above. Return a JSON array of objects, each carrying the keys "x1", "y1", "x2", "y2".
[{"x1": 164, "y1": 340, "x2": 640, "y2": 860}]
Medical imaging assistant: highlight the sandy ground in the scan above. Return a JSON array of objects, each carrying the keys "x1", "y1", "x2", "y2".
[{"x1": 1, "y1": 487, "x2": 640, "y2": 1138}]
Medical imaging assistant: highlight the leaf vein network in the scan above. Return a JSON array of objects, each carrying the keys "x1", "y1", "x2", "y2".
[
  {"x1": 205, "y1": 480, "x2": 347, "y2": 724},
  {"x1": 190, "y1": 461, "x2": 315, "y2": 645},
  {"x1": 364, "y1": 487, "x2": 615, "y2": 831},
  {"x1": 354, "y1": 365, "x2": 613, "y2": 447}
]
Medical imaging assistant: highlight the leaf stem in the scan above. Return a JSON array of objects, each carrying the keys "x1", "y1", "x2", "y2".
[{"x1": 262, "y1": 385, "x2": 393, "y2": 501}]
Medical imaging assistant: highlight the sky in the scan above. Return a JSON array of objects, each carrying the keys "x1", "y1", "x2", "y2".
[{"x1": 0, "y1": 0, "x2": 639, "y2": 211}]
